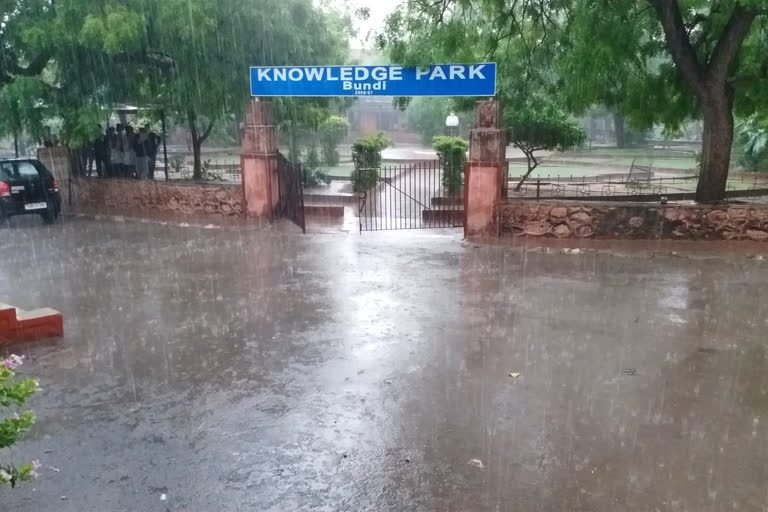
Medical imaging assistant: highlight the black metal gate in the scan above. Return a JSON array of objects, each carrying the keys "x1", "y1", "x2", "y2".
[
  {"x1": 276, "y1": 153, "x2": 306, "y2": 233},
  {"x1": 357, "y1": 160, "x2": 464, "y2": 232}
]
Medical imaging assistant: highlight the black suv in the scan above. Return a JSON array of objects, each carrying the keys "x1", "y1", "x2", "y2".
[{"x1": 0, "y1": 158, "x2": 61, "y2": 224}]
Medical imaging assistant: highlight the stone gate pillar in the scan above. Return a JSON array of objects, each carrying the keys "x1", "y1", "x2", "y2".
[
  {"x1": 464, "y1": 100, "x2": 507, "y2": 237},
  {"x1": 241, "y1": 99, "x2": 279, "y2": 218}
]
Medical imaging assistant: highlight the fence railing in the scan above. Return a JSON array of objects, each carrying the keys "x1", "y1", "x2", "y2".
[
  {"x1": 74, "y1": 155, "x2": 242, "y2": 183},
  {"x1": 507, "y1": 174, "x2": 768, "y2": 202}
]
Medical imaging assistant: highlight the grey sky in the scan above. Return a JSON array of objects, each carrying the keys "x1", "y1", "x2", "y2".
[{"x1": 334, "y1": 0, "x2": 402, "y2": 49}]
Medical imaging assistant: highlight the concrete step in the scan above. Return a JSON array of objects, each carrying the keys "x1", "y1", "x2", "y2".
[{"x1": 0, "y1": 303, "x2": 63, "y2": 345}]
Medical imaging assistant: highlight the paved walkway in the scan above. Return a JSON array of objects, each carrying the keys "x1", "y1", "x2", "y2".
[{"x1": 2, "y1": 217, "x2": 768, "y2": 511}]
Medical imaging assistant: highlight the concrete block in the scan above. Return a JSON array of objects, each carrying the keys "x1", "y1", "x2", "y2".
[{"x1": 0, "y1": 303, "x2": 63, "y2": 345}]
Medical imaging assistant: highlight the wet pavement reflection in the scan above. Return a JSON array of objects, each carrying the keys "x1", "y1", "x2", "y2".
[{"x1": 2, "y1": 217, "x2": 768, "y2": 511}]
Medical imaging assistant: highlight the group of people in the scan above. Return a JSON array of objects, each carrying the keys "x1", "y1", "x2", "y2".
[{"x1": 87, "y1": 124, "x2": 161, "y2": 180}]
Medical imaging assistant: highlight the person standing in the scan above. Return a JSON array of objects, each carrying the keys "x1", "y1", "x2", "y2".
[
  {"x1": 106, "y1": 126, "x2": 117, "y2": 177},
  {"x1": 145, "y1": 124, "x2": 159, "y2": 180},
  {"x1": 135, "y1": 127, "x2": 150, "y2": 179},
  {"x1": 124, "y1": 125, "x2": 136, "y2": 178},
  {"x1": 93, "y1": 127, "x2": 108, "y2": 178},
  {"x1": 85, "y1": 136, "x2": 96, "y2": 176},
  {"x1": 114, "y1": 124, "x2": 125, "y2": 178}
]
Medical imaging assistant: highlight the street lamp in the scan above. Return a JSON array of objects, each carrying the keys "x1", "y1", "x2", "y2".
[{"x1": 445, "y1": 112, "x2": 459, "y2": 136}]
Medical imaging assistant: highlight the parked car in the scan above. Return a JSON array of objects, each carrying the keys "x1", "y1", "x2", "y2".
[{"x1": 0, "y1": 158, "x2": 61, "y2": 224}]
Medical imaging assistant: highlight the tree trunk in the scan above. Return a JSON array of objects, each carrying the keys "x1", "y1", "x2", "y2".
[
  {"x1": 513, "y1": 150, "x2": 538, "y2": 191},
  {"x1": 192, "y1": 138, "x2": 203, "y2": 180},
  {"x1": 647, "y1": 1, "x2": 755, "y2": 203},
  {"x1": 187, "y1": 110, "x2": 202, "y2": 180},
  {"x1": 613, "y1": 113, "x2": 626, "y2": 148},
  {"x1": 187, "y1": 109, "x2": 215, "y2": 181},
  {"x1": 696, "y1": 91, "x2": 734, "y2": 202},
  {"x1": 289, "y1": 126, "x2": 300, "y2": 164}
]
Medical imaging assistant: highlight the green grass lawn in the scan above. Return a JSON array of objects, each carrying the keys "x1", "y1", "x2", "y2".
[
  {"x1": 549, "y1": 155, "x2": 697, "y2": 170},
  {"x1": 507, "y1": 162, "x2": 664, "y2": 179},
  {"x1": 666, "y1": 180, "x2": 758, "y2": 192},
  {"x1": 323, "y1": 162, "x2": 355, "y2": 177},
  {"x1": 201, "y1": 156, "x2": 241, "y2": 166},
  {"x1": 562, "y1": 147, "x2": 697, "y2": 158}
]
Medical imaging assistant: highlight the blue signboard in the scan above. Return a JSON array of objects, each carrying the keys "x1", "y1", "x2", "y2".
[{"x1": 250, "y1": 63, "x2": 496, "y2": 97}]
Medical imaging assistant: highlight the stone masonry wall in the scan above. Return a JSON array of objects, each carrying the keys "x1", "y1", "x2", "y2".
[
  {"x1": 501, "y1": 201, "x2": 768, "y2": 241},
  {"x1": 71, "y1": 178, "x2": 243, "y2": 219}
]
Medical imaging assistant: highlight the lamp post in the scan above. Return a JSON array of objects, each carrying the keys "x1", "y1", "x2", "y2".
[{"x1": 445, "y1": 112, "x2": 459, "y2": 137}]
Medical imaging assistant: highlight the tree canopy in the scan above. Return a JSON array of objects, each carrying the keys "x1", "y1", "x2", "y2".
[
  {"x1": 380, "y1": 0, "x2": 768, "y2": 202},
  {"x1": 405, "y1": 98, "x2": 473, "y2": 145},
  {"x1": 560, "y1": 0, "x2": 768, "y2": 201},
  {"x1": 506, "y1": 104, "x2": 586, "y2": 190},
  {"x1": 0, "y1": 0, "x2": 350, "y2": 178}
]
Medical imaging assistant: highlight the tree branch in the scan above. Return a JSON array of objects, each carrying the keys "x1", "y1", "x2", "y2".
[
  {"x1": 0, "y1": 51, "x2": 52, "y2": 88},
  {"x1": 199, "y1": 119, "x2": 216, "y2": 145},
  {"x1": 647, "y1": 0, "x2": 706, "y2": 97},
  {"x1": 707, "y1": 5, "x2": 756, "y2": 79},
  {"x1": 187, "y1": 109, "x2": 198, "y2": 142},
  {"x1": 685, "y1": 13, "x2": 708, "y2": 35},
  {"x1": 513, "y1": 143, "x2": 540, "y2": 191}
]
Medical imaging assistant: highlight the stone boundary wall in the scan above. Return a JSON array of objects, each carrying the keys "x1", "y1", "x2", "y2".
[
  {"x1": 501, "y1": 201, "x2": 768, "y2": 241},
  {"x1": 70, "y1": 178, "x2": 243, "y2": 219}
]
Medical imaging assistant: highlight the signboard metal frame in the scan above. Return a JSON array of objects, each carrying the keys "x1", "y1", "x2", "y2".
[{"x1": 250, "y1": 63, "x2": 497, "y2": 97}]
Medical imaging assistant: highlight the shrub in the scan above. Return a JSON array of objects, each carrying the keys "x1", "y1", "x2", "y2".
[
  {"x1": 171, "y1": 156, "x2": 185, "y2": 174},
  {"x1": 319, "y1": 116, "x2": 349, "y2": 166},
  {"x1": 302, "y1": 168, "x2": 330, "y2": 188},
  {"x1": 305, "y1": 146, "x2": 321, "y2": 170},
  {"x1": 350, "y1": 167, "x2": 379, "y2": 191},
  {"x1": 737, "y1": 117, "x2": 768, "y2": 172},
  {"x1": 432, "y1": 136, "x2": 468, "y2": 195},
  {"x1": 351, "y1": 133, "x2": 389, "y2": 191},
  {"x1": 301, "y1": 145, "x2": 330, "y2": 188},
  {"x1": 1, "y1": 355, "x2": 40, "y2": 488}
]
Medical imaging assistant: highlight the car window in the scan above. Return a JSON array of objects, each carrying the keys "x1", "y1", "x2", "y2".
[
  {"x1": 16, "y1": 161, "x2": 41, "y2": 179},
  {"x1": 0, "y1": 162, "x2": 13, "y2": 180}
]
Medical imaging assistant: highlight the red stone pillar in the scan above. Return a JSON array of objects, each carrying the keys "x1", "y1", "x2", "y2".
[
  {"x1": 464, "y1": 100, "x2": 507, "y2": 237},
  {"x1": 241, "y1": 99, "x2": 279, "y2": 218}
]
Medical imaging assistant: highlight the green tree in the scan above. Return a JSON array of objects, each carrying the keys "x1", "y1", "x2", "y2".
[
  {"x1": 318, "y1": 115, "x2": 350, "y2": 166},
  {"x1": 276, "y1": 99, "x2": 334, "y2": 167},
  {"x1": 0, "y1": 0, "x2": 174, "y2": 160},
  {"x1": 380, "y1": 0, "x2": 584, "y2": 193},
  {"x1": 351, "y1": 133, "x2": 389, "y2": 191},
  {"x1": 406, "y1": 98, "x2": 472, "y2": 145},
  {"x1": 0, "y1": 0, "x2": 55, "y2": 91},
  {"x1": 0, "y1": 78, "x2": 48, "y2": 154},
  {"x1": 146, "y1": 0, "x2": 350, "y2": 179},
  {"x1": 506, "y1": 104, "x2": 586, "y2": 190},
  {"x1": 737, "y1": 116, "x2": 768, "y2": 171},
  {"x1": 381, "y1": 0, "x2": 768, "y2": 202},
  {"x1": 0, "y1": 0, "x2": 350, "y2": 180},
  {"x1": 642, "y1": 0, "x2": 768, "y2": 201},
  {"x1": 432, "y1": 135, "x2": 468, "y2": 195},
  {"x1": 558, "y1": 0, "x2": 768, "y2": 200},
  {"x1": 555, "y1": 2, "x2": 653, "y2": 149}
]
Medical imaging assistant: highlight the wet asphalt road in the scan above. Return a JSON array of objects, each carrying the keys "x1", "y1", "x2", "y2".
[{"x1": 2, "y1": 216, "x2": 768, "y2": 511}]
